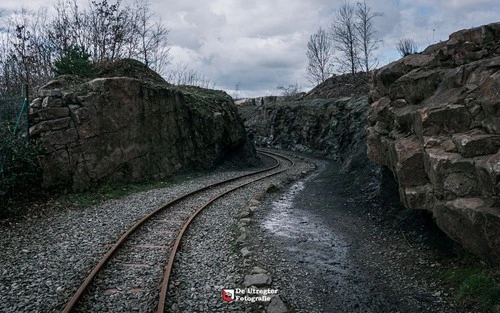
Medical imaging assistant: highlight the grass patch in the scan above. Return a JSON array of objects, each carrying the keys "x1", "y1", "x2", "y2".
[
  {"x1": 0, "y1": 173, "x2": 201, "y2": 221},
  {"x1": 54, "y1": 175, "x2": 194, "y2": 209},
  {"x1": 444, "y1": 265, "x2": 500, "y2": 313}
]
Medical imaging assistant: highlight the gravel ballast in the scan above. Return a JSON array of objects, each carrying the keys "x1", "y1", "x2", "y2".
[
  {"x1": 0, "y1": 150, "x2": 472, "y2": 313},
  {"x1": 166, "y1": 152, "x2": 314, "y2": 312},
  {"x1": 0, "y1": 156, "x2": 285, "y2": 313}
]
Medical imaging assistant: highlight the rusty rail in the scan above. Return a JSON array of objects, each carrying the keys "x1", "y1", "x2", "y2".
[
  {"x1": 157, "y1": 150, "x2": 295, "y2": 312},
  {"x1": 61, "y1": 150, "x2": 294, "y2": 313}
]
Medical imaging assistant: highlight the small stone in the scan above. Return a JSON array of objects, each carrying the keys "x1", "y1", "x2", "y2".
[
  {"x1": 236, "y1": 233, "x2": 247, "y2": 243},
  {"x1": 239, "y1": 218, "x2": 251, "y2": 224},
  {"x1": 266, "y1": 296, "x2": 288, "y2": 313},
  {"x1": 39, "y1": 89, "x2": 63, "y2": 98},
  {"x1": 240, "y1": 247, "x2": 252, "y2": 257},
  {"x1": 249, "y1": 199, "x2": 261, "y2": 205},
  {"x1": 238, "y1": 219, "x2": 250, "y2": 228},
  {"x1": 30, "y1": 98, "x2": 42, "y2": 108},
  {"x1": 243, "y1": 274, "x2": 272, "y2": 287},
  {"x1": 391, "y1": 98, "x2": 408, "y2": 108},
  {"x1": 265, "y1": 184, "x2": 278, "y2": 193},
  {"x1": 250, "y1": 266, "x2": 268, "y2": 274},
  {"x1": 42, "y1": 97, "x2": 63, "y2": 108},
  {"x1": 238, "y1": 209, "x2": 251, "y2": 218}
]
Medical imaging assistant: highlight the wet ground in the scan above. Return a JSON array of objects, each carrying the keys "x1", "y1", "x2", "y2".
[{"x1": 248, "y1": 157, "x2": 463, "y2": 313}]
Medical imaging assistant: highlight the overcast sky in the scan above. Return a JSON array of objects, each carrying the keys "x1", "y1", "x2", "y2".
[{"x1": 1, "y1": 0, "x2": 499, "y2": 97}]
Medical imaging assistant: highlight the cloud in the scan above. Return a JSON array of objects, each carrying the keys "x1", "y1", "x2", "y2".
[
  {"x1": 153, "y1": 0, "x2": 331, "y2": 96},
  {"x1": 1, "y1": 0, "x2": 499, "y2": 97}
]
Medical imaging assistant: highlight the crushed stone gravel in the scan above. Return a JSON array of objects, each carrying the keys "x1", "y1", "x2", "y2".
[
  {"x1": 0, "y1": 158, "x2": 282, "y2": 313},
  {"x1": 2, "y1": 149, "x2": 467, "y2": 313}
]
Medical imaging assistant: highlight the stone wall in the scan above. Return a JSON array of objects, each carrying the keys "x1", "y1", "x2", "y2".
[
  {"x1": 367, "y1": 22, "x2": 500, "y2": 263},
  {"x1": 29, "y1": 77, "x2": 249, "y2": 191}
]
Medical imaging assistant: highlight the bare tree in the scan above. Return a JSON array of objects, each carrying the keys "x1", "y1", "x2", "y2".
[
  {"x1": 0, "y1": 10, "x2": 10, "y2": 94},
  {"x1": 86, "y1": 0, "x2": 133, "y2": 62},
  {"x1": 49, "y1": 0, "x2": 169, "y2": 71},
  {"x1": 0, "y1": 0, "x2": 171, "y2": 96},
  {"x1": 145, "y1": 20, "x2": 170, "y2": 75},
  {"x1": 129, "y1": 0, "x2": 170, "y2": 74},
  {"x1": 49, "y1": 0, "x2": 130, "y2": 61},
  {"x1": 166, "y1": 62, "x2": 215, "y2": 89},
  {"x1": 232, "y1": 81, "x2": 240, "y2": 99},
  {"x1": 355, "y1": 1, "x2": 382, "y2": 75},
  {"x1": 276, "y1": 83, "x2": 300, "y2": 100},
  {"x1": 49, "y1": 0, "x2": 88, "y2": 59},
  {"x1": 330, "y1": 2, "x2": 358, "y2": 76},
  {"x1": 396, "y1": 38, "x2": 419, "y2": 56},
  {"x1": 6, "y1": 8, "x2": 53, "y2": 91},
  {"x1": 306, "y1": 27, "x2": 333, "y2": 85}
]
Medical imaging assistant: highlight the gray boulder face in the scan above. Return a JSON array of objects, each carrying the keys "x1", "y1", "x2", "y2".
[
  {"x1": 367, "y1": 22, "x2": 500, "y2": 264},
  {"x1": 30, "y1": 77, "x2": 250, "y2": 191},
  {"x1": 238, "y1": 95, "x2": 378, "y2": 198},
  {"x1": 239, "y1": 96, "x2": 369, "y2": 162}
]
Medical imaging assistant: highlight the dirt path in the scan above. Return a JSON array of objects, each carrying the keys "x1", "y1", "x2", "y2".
[{"x1": 245, "y1": 155, "x2": 464, "y2": 313}]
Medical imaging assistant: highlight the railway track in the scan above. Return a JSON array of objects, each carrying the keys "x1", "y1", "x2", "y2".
[{"x1": 61, "y1": 150, "x2": 294, "y2": 313}]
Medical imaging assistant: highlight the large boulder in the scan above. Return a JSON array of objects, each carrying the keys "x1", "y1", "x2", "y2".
[
  {"x1": 367, "y1": 22, "x2": 500, "y2": 263},
  {"x1": 30, "y1": 66, "x2": 251, "y2": 191}
]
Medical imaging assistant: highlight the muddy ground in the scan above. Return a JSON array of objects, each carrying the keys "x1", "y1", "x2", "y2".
[{"x1": 244, "y1": 153, "x2": 471, "y2": 313}]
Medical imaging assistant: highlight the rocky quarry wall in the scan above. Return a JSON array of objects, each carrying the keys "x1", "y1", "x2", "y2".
[
  {"x1": 239, "y1": 95, "x2": 368, "y2": 163},
  {"x1": 238, "y1": 93, "x2": 376, "y2": 196},
  {"x1": 367, "y1": 22, "x2": 500, "y2": 263},
  {"x1": 29, "y1": 75, "x2": 251, "y2": 191}
]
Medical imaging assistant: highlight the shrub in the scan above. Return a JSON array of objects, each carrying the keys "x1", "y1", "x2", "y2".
[
  {"x1": 396, "y1": 38, "x2": 419, "y2": 57},
  {"x1": 53, "y1": 45, "x2": 97, "y2": 77},
  {"x1": 0, "y1": 126, "x2": 43, "y2": 216},
  {"x1": 445, "y1": 266, "x2": 500, "y2": 313}
]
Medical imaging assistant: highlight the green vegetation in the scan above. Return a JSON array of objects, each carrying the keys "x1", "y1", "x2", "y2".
[
  {"x1": 444, "y1": 264, "x2": 500, "y2": 313},
  {"x1": 0, "y1": 164, "x2": 203, "y2": 219},
  {"x1": 53, "y1": 46, "x2": 97, "y2": 78},
  {"x1": 95, "y1": 58, "x2": 169, "y2": 86},
  {"x1": 177, "y1": 86, "x2": 232, "y2": 117},
  {"x1": 0, "y1": 127, "x2": 43, "y2": 218},
  {"x1": 178, "y1": 85, "x2": 230, "y2": 103},
  {"x1": 50, "y1": 175, "x2": 195, "y2": 211}
]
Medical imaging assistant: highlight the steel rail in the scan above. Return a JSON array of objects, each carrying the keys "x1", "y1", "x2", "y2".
[
  {"x1": 61, "y1": 151, "x2": 289, "y2": 313},
  {"x1": 156, "y1": 150, "x2": 295, "y2": 312}
]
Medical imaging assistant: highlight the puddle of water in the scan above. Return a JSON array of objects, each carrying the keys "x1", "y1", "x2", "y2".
[
  {"x1": 262, "y1": 181, "x2": 349, "y2": 274},
  {"x1": 263, "y1": 181, "x2": 307, "y2": 238}
]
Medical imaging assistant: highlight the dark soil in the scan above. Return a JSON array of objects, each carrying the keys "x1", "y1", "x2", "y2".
[{"x1": 247, "y1": 153, "x2": 469, "y2": 313}]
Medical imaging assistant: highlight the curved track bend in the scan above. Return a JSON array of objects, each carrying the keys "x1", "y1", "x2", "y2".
[{"x1": 61, "y1": 150, "x2": 294, "y2": 313}]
